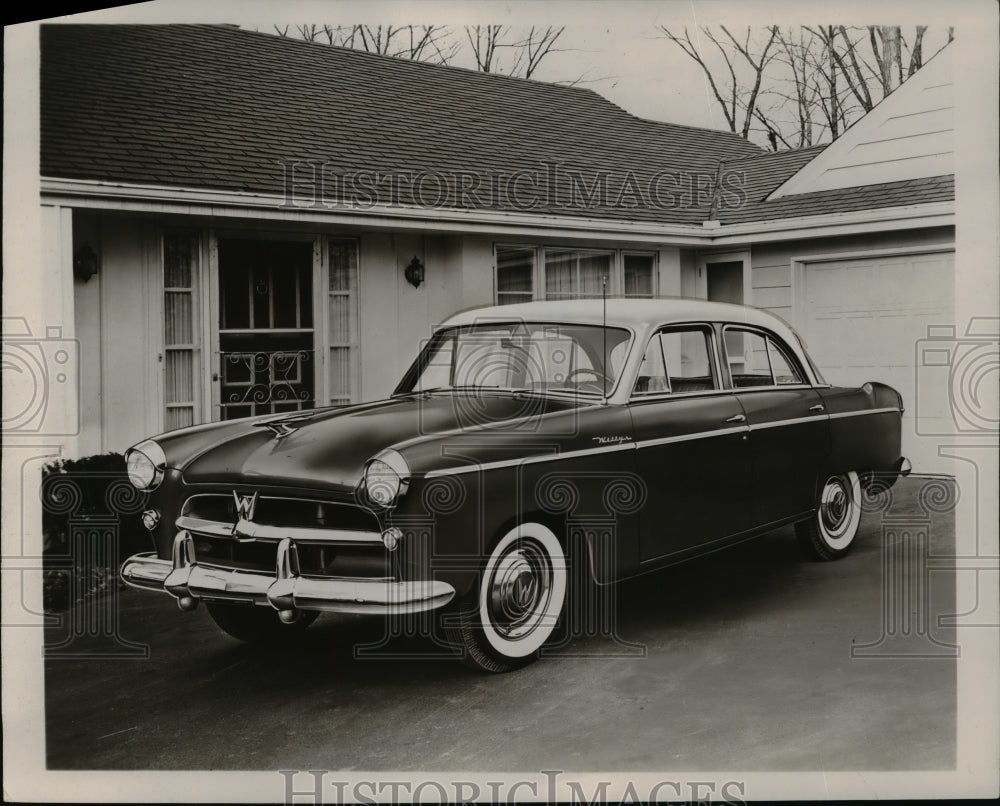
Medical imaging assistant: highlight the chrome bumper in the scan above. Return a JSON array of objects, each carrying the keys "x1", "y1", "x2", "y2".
[{"x1": 121, "y1": 533, "x2": 455, "y2": 616}]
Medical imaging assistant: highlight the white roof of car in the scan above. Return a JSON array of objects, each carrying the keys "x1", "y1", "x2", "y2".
[{"x1": 442, "y1": 297, "x2": 796, "y2": 337}]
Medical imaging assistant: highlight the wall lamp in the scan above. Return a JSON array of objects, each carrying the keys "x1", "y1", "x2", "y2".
[
  {"x1": 404, "y1": 256, "x2": 424, "y2": 289},
  {"x1": 73, "y1": 242, "x2": 100, "y2": 282}
]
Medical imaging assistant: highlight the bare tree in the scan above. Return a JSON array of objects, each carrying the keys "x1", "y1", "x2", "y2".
[
  {"x1": 510, "y1": 26, "x2": 565, "y2": 79},
  {"x1": 465, "y1": 24, "x2": 506, "y2": 72},
  {"x1": 272, "y1": 24, "x2": 458, "y2": 64},
  {"x1": 269, "y1": 23, "x2": 568, "y2": 78},
  {"x1": 661, "y1": 24, "x2": 953, "y2": 149},
  {"x1": 766, "y1": 27, "x2": 822, "y2": 148},
  {"x1": 659, "y1": 26, "x2": 779, "y2": 139},
  {"x1": 906, "y1": 25, "x2": 927, "y2": 77},
  {"x1": 464, "y1": 25, "x2": 566, "y2": 78}
]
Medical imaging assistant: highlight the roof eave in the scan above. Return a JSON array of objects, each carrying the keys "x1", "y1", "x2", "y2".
[
  {"x1": 40, "y1": 176, "x2": 954, "y2": 246},
  {"x1": 40, "y1": 176, "x2": 711, "y2": 245},
  {"x1": 709, "y1": 201, "x2": 955, "y2": 245}
]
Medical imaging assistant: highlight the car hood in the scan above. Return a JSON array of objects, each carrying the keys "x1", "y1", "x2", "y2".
[{"x1": 165, "y1": 393, "x2": 584, "y2": 492}]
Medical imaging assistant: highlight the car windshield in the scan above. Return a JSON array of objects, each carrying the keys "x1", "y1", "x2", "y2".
[{"x1": 396, "y1": 322, "x2": 632, "y2": 397}]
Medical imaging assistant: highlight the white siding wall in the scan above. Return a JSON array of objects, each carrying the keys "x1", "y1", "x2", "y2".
[
  {"x1": 358, "y1": 233, "x2": 493, "y2": 401},
  {"x1": 678, "y1": 249, "x2": 701, "y2": 299},
  {"x1": 73, "y1": 213, "x2": 103, "y2": 456},
  {"x1": 97, "y1": 217, "x2": 162, "y2": 452},
  {"x1": 70, "y1": 214, "x2": 162, "y2": 454}
]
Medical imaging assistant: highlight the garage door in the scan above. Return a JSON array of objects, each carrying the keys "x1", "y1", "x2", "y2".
[{"x1": 799, "y1": 251, "x2": 955, "y2": 474}]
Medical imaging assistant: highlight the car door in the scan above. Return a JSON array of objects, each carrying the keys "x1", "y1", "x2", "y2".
[
  {"x1": 629, "y1": 324, "x2": 752, "y2": 563},
  {"x1": 722, "y1": 325, "x2": 830, "y2": 526}
]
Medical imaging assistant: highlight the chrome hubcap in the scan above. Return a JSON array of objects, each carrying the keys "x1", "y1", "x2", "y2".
[
  {"x1": 820, "y1": 476, "x2": 853, "y2": 537},
  {"x1": 487, "y1": 542, "x2": 552, "y2": 639}
]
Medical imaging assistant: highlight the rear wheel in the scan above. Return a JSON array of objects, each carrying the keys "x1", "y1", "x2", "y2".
[
  {"x1": 448, "y1": 524, "x2": 567, "y2": 673},
  {"x1": 206, "y1": 602, "x2": 318, "y2": 642},
  {"x1": 796, "y1": 471, "x2": 863, "y2": 560}
]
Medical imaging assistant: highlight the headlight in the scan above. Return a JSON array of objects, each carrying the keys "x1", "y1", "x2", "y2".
[
  {"x1": 364, "y1": 449, "x2": 410, "y2": 508},
  {"x1": 125, "y1": 440, "x2": 166, "y2": 491}
]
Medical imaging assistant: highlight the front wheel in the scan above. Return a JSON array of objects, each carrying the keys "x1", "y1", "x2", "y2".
[
  {"x1": 796, "y1": 471, "x2": 863, "y2": 560},
  {"x1": 207, "y1": 602, "x2": 318, "y2": 642},
  {"x1": 448, "y1": 524, "x2": 567, "y2": 673}
]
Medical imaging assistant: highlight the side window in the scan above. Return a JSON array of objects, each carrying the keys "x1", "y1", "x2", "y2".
[
  {"x1": 725, "y1": 326, "x2": 805, "y2": 388},
  {"x1": 632, "y1": 336, "x2": 668, "y2": 395},
  {"x1": 658, "y1": 329, "x2": 717, "y2": 393},
  {"x1": 767, "y1": 337, "x2": 803, "y2": 385},
  {"x1": 726, "y1": 328, "x2": 772, "y2": 388},
  {"x1": 633, "y1": 327, "x2": 717, "y2": 396}
]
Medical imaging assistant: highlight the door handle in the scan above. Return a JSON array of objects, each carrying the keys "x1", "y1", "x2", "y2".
[
  {"x1": 809, "y1": 404, "x2": 825, "y2": 412},
  {"x1": 725, "y1": 414, "x2": 746, "y2": 423}
]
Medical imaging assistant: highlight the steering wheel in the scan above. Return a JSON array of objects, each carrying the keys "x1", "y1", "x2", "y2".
[{"x1": 563, "y1": 367, "x2": 612, "y2": 389}]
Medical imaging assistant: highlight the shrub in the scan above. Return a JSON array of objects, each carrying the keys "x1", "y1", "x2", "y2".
[{"x1": 41, "y1": 453, "x2": 152, "y2": 612}]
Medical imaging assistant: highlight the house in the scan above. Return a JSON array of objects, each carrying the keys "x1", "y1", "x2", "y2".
[{"x1": 38, "y1": 24, "x2": 955, "y2": 471}]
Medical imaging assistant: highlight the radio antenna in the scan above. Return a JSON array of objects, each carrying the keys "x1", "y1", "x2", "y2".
[{"x1": 602, "y1": 274, "x2": 608, "y2": 405}]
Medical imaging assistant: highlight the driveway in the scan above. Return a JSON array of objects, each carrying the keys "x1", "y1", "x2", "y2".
[{"x1": 44, "y1": 477, "x2": 956, "y2": 771}]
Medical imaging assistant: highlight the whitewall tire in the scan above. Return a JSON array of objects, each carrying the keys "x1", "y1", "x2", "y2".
[
  {"x1": 450, "y1": 523, "x2": 567, "y2": 672},
  {"x1": 796, "y1": 471, "x2": 863, "y2": 560}
]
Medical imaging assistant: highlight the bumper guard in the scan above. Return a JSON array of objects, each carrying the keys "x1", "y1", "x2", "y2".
[{"x1": 121, "y1": 532, "x2": 455, "y2": 616}]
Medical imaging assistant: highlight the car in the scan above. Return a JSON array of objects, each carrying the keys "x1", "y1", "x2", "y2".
[{"x1": 121, "y1": 298, "x2": 911, "y2": 672}]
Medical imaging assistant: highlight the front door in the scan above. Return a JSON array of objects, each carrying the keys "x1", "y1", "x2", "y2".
[{"x1": 215, "y1": 238, "x2": 316, "y2": 420}]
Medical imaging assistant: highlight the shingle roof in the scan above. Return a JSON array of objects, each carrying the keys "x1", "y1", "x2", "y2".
[
  {"x1": 40, "y1": 23, "x2": 762, "y2": 225},
  {"x1": 716, "y1": 173, "x2": 955, "y2": 225},
  {"x1": 710, "y1": 145, "x2": 826, "y2": 217},
  {"x1": 707, "y1": 141, "x2": 954, "y2": 224},
  {"x1": 40, "y1": 24, "x2": 955, "y2": 229}
]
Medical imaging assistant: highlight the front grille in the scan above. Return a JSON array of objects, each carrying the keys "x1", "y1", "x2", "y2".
[
  {"x1": 180, "y1": 494, "x2": 390, "y2": 578},
  {"x1": 189, "y1": 535, "x2": 278, "y2": 573},
  {"x1": 183, "y1": 494, "x2": 379, "y2": 532}
]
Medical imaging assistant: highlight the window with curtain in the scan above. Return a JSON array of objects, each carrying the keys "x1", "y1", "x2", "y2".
[
  {"x1": 623, "y1": 253, "x2": 656, "y2": 297},
  {"x1": 544, "y1": 249, "x2": 612, "y2": 299},
  {"x1": 329, "y1": 239, "x2": 360, "y2": 405},
  {"x1": 495, "y1": 246, "x2": 656, "y2": 303},
  {"x1": 496, "y1": 247, "x2": 535, "y2": 306},
  {"x1": 163, "y1": 230, "x2": 201, "y2": 431}
]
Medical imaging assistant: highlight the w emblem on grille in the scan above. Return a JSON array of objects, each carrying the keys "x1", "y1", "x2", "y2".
[{"x1": 233, "y1": 491, "x2": 258, "y2": 522}]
